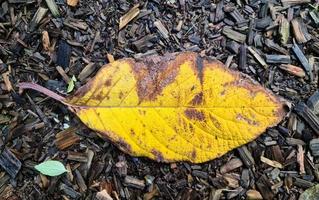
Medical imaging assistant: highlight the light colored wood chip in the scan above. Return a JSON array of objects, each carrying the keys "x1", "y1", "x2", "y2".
[
  {"x1": 56, "y1": 66, "x2": 70, "y2": 83},
  {"x1": 246, "y1": 189, "x2": 263, "y2": 200},
  {"x1": 297, "y1": 144, "x2": 306, "y2": 174},
  {"x1": 260, "y1": 156, "x2": 283, "y2": 168},
  {"x1": 107, "y1": 53, "x2": 115, "y2": 63},
  {"x1": 154, "y1": 20, "x2": 169, "y2": 39},
  {"x1": 67, "y1": 0, "x2": 79, "y2": 7},
  {"x1": 119, "y1": 4, "x2": 140, "y2": 30},
  {"x1": 220, "y1": 158, "x2": 243, "y2": 174},
  {"x1": 247, "y1": 46, "x2": 268, "y2": 68},
  {"x1": 42, "y1": 31, "x2": 50, "y2": 51},
  {"x1": 96, "y1": 190, "x2": 113, "y2": 200},
  {"x1": 2, "y1": 72, "x2": 12, "y2": 91},
  {"x1": 279, "y1": 64, "x2": 306, "y2": 78}
]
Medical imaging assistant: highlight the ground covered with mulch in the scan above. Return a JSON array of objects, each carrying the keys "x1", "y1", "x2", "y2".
[{"x1": 1, "y1": 0, "x2": 319, "y2": 199}]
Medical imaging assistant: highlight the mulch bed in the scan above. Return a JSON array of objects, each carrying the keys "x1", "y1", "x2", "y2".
[{"x1": 1, "y1": 0, "x2": 319, "y2": 199}]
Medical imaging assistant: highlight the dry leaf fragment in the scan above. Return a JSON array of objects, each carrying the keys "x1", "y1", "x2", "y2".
[
  {"x1": 119, "y1": 4, "x2": 140, "y2": 30},
  {"x1": 19, "y1": 52, "x2": 285, "y2": 163},
  {"x1": 67, "y1": 0, "x2": 79, "y2": 7}
]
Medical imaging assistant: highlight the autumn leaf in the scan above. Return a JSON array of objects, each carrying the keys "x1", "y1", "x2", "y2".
[{"x1": 19, "y1": 52, "x2": 285, "y2": 163}]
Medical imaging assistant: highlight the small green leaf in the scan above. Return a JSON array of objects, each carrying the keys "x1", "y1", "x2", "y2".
[
  {"x1": 35, "y1": 160, "x2": 67, "y2": 176},
  {"x1": 67, "y1": 76, "x2": 77, "y2": 93}
]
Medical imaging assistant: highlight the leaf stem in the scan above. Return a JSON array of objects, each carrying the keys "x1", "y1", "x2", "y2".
[{"x1": 18, "y1": 82, "x2": 66, "y2": 103}]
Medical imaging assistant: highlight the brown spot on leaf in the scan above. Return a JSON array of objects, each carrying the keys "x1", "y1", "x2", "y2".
[
  {"x1": 236, "y1": 114, "x2": 259, "y2": 126},
  {"x1": 191, "y1": 92, "x2": 203, "y2": 105},
  {"x1": 151, "y1": 149, "x2": 164, "y2": 162},
  {"x1": 130, "y1": 129, "x2": 135, "y2": 136},
  {"x1": 189, "y1": 124, "x2": 194, "y2": 132},
  {"x1": 118, "y1": 91, "x2": 124, "y2": 99},
  {"x1": 138, "y1": 110, "x2": 146, "y2": 115},
  {"x1": 95, "y1": 92, "x2": 104, "y2": 101},
  {"x1": 185, "y1": 109, "x2": 205, "y2": 121},
  {"x1": 105, "y1": 79, "x2": 112, "y2": 86},
  {"x1": 191, "y1": 150, "x2": 197, "y2": 160},
  {"x1": 131, "y1": 53, "x2": 200, "y2": 103}
]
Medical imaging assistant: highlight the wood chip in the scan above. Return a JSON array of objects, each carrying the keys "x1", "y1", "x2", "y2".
[
  {"x1": 56, "y1": 40, "x2": 71, "y2": 69},
  {"x1": 29, "y1": 7, "x2": 48, "y2": 32},
  {"x1": 310, "y1": 138, "x2": 319, "y2": 156},
  {"x1": 247, "y1": 46, "x2": 268, "y2": 68},
  {"x1": 292, "y1": 42, "x2": 312, "y2": 80},
  {"x1": 124, "y1": 176, "x2": 145, "y2": 189},
  {"x1": 89, "y1": 31, "x2": 100, "y2": 53},
  {"x1": 237, "y1": 146, "x2": 255, "y2": 168},
  {"x1": 310, "y1": 10, "x2": 319, "y2": 25},
  {"x1": 264, "y1": 39, "x2": 289, "y2": 55},
  {"x1": 56, "y1": 66, "x2": 70, "y2": 83},
  {"x1": 271, "y1": 145, "x2": 285, "y2": 163},
  {"x1": 78, "y1": 63, "x2": 96, "y2": 82},
  {"x1": 222, "y1": 26, "x2": 246, "y2": 43},
  {"x1": 132, "y1": 34, "x2": 157, "y2": 51},
  {"x1": 293, "y1": 177, "x2": 315, "y2": 188},
  {"x1": 294, "y1": 103, "x2": 319, "y2": 135},
  {"x1": 239, "y1": 44, "x2": 247, "y2": 70},
  {"x1": 256, "y1": 175, "x2": 274, "y2": 199},
  {"x1": 286, "y1": 138, "x2": 306, "y2": 146},
  {"x1": 64, "y1": 18, "x2": 88, "y2": 30},
  {"x1": 223, "y1": 173, "x2": 239, "y2": 188},
  {"x1": 307, "y1": 90, "x2": 319, "y2": 114},
  {"x1": 8, "y1": 0, "x2": 36, "y2": 3},
  {"x1": 265, "y1": 54, "x2": 291, "y2": 64},
  {"x1": 75, "y1": 169, "x2": 87, "y2": 192},
  {"x1": 246, "y1": 190, "x2": 263, "y2": 200},
  {"x1": 291, "y1": 18, "x2": 311, "y2": 44},
  {"x1": 279, "y1": 64, "x2": 306, "y2": 78},
  {"x1": 279, "y1": 15, "x2": 289, "y2": 45},
  {"x1": 67, "y1": 0, "x2": 79, "y2": 7},
  {"x1": 0, "y1": 147, "x2": 21, "y2": 178},
  {"x1": 119, "y1": 4, "x2": 140, "y2": 30},
  {"x1": 45, "y1": 0, "x2": 60, "y2": 17},
  {"x1": 107, "y1": 54, "x2": 115, "y2": 63},
  {"x1": 247, "y1": 19, "x2": 255, "y2": 45},
  {"x1": 59, "y1": 183, "x2": 81, "y2": 199},
  {"x1": 220, "y1": 158, "x2": 243, "y2": 174},
  {"x1": 2, "y1": 71, "x2": 12, "y2": 91},
  {"x1": 96, "y1": 190, "x2": 113, "y2": 200},
  {"x1": 297, "y1": 144, "x2": 305, "y2": 174},
  {"x1": 260, "y1": 156, "x2": 283, "y2": 168},
  {"x1": 154, "y1": 20, "x2": 169, "y2": 39},
  {"x1": 214, "y1": 1, "x2": 224, "y2": 22},
  {"x1": 281, "y1": 0, "x2": 311, "y2": 6},
  {"x1": 67, "y1": 151, "x2": 88, "y2": 162},
  {"x1": 42, "y1": 30, "x2": 50, "y2": 51},
  {"x1": 55, "y1": 127, "x2": 80, "y2": 150}
]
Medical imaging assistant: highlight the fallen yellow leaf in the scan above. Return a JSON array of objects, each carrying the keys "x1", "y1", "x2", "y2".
[{"x1": 19, "y1": 52, "x2": 285, "y2": 163}]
